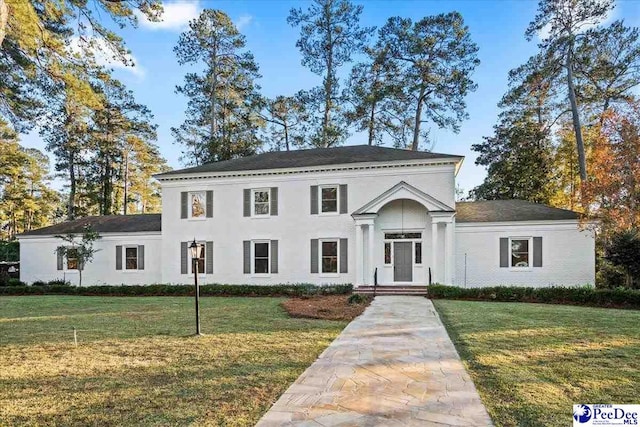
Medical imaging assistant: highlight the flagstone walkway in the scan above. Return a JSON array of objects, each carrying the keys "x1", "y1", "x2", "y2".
[{"x1": 256, "y1": 296, "x2": 492, "y2": 427}]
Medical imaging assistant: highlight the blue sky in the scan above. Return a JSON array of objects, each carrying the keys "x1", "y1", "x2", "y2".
[{"x1": 20, "y1": 0, "x2": 640, "y2": 196}]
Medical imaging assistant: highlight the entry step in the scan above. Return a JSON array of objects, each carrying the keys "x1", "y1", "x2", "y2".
[{"x1": 354, "y1": 285, "x2": 429, "y2": 296}]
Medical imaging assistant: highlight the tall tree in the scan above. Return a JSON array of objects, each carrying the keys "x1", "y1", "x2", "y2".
[
  {"x1": 344, "y1": 46, "x2": 409, "y2": 146},
  {"x1": 378, "y1": 13, "x2": 480, "y2": 150},
  {"x1": 583, "y1": 103, "x2": 640, "y2": 236},
  {"x1": 0, "y1": 0, "x2": 161, "y2": 130},
  {"x1": 288, "y1": 0, "x2": 372, "y2": 147},
  {"x1": 0, "y1": 119, "x2": 60, "y2": 238},
  {"x1": 471, "y1": 113, "x2": 554, "y2": 203},
  {"x1": 526, "y1": 0, "x2": 615, "y2": 182},
  {"x1": 173, "y1": 9, "x2": 263, "y2": 165},
  {"x1": 261, "y1": 95, "x2": 309, "y2": 151},
  {"x1": 89, "y1": 73, "x2": 158, "y2": 215}
]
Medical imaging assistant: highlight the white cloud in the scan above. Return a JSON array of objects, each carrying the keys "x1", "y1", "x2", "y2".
[
  {"x1": 235, "y1": 15, "x2": 253, "y2": 31},
  {"x1": 69, "y1": 37, "x2": 145, "y2": 78},
  {"x1": 136, "y1": 1, "x2": 201, "y2": 31}
]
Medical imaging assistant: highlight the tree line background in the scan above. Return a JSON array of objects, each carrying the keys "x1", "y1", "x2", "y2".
[{"x1": 0, "y1": 0, "x2": 638, "y2": 287}]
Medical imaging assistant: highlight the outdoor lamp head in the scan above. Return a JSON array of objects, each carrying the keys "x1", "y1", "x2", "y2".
[{"x1": 189, "y1": 239, "x2": 199, "y2": 259}]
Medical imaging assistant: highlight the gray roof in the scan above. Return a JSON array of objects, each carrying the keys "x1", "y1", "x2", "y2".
[
  {"x1": 19, "y1": 214, "x2": 161, "y2": 237},
  {"x1": 456, "y1": 200, "x2": 581, "y2": 223},
  {"x1": 156, "y1": 145, "x2": 463, "y2": 177}
]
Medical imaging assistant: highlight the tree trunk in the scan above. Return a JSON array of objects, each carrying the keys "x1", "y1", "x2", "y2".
[
  {"x1": 0, "y1": 0, "x2": 7, "y2": 48},
  {"x1": 210, "y1": 46, "x2": 218, "y2": 157},
  {"x1": 566, "y1": 47, "x2": 587, "y2": 182},
  {"x1": 68, "y1": 153, "x2": 76, "y2": 221},
  {"x1": 284, "y1": 122, "x2": 290, "y2": 151},
  {"x1": 368, "y1": 100, "x2": 376, "y2": 145},
  {"x1": 411, "y1": 86, "x2": 426, "y2": 151},
  {"x1": 122, "y1": 150, "x2": 129, "y2": 215},
  {"x1": 323, "y1": 72, "x2": 332, "y2": 147},
  {"x1": 103, "y1": 156, "x2": 112, "y2": 215}
]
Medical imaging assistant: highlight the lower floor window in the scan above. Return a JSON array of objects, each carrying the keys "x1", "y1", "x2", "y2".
[
  {"x1": 67, "y1": 248, "x2": 79, "y2": 270},
  {"x1": 384, "y1": 242, "x2": 391, "y2": 264},
  {"x1": 511, "y1": 239, "x2": 530, "y2": 267},
  {"x1": 192, "y1": 243, "x2": 206, "y2": 273},
  {"x1": 254, "y1": 241, "x2": 270, "y2": 274},
  {"x1": 321, "y1": 240, "x2": 338, "y2": 273},
  {"x1": 125, "y1": 247, "x2": 138, "y2": 270},
  {"x1": 415, "y1": 242, "x2": 422, "y2": 264}
]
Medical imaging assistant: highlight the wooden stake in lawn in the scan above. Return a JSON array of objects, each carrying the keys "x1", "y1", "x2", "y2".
[
  {"x1": 189, "y1": 239, "x2": 203, "y2": 336},
  {"x1": 73, "y1": 327, "x2": 77, "y2": 347}
]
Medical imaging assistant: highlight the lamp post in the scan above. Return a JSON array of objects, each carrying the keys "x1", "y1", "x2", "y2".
[{"x1": 189, "y1": 239, "x2": 203, "y2": 336}]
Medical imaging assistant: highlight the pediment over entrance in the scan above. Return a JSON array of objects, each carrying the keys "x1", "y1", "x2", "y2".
[{"x1": 352, "y1": 181, "x2": 454, "y2": 215}]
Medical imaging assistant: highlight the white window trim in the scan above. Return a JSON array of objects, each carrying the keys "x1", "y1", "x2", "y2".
[
  {"x1": 509, "y1": 236, "x2": 533, "y2": 271},
  {"x1": 319, "y1": 238, "x2": 340, "y2": 277},
  {"x1": 188, "y1": 191, "x2": 207, "y2": 221},
  {"x1": 190, "y1": 240, "x2": 207, "y2": 277},
  {"x1": 251, "y1": 240, "x2": 271, "y2": 276},
  {"x1": 251, "y1": 188, "x2": 271, "y2": 218},
  {"x1": 383, "y1": 231, "x2": 423, "y2": 269},
  {"x1": 318, "y1": 185, "x2": 339, "y2": 215},
  {"x1": 123, "y1": 245, "x2": 139, "y2": 272}
]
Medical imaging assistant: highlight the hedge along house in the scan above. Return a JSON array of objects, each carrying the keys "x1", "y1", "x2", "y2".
[{"x1": 17, "y1": 145, "x2": 596, "y2": 288}]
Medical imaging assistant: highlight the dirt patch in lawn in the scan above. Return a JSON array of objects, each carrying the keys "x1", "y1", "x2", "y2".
[{"x1": 282, "y1": 295, "x2": 372, "y2": 321}]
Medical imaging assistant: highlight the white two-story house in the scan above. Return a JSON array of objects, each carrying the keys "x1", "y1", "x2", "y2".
[{"x1": 18, "y1": 145, "x2": 596, "y2": 288}]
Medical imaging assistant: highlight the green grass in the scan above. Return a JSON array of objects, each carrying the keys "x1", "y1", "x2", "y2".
[
  {"x1": 0, "y1": 296, "x2": 346, "y2": 426},
  {"x1": 433, "y1": 300, "x2": 640, "y2": 427}
]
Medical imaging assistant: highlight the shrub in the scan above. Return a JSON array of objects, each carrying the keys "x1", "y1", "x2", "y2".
[
  {"x1": 427, "y1": 285, "x2": 640, "y2": 309},
  {"x1": 0, "y1": 283, "x2": 353, "y2": 297},
  {"x1": 347, "y1": 293, "x2": 369, "y2": 305}
]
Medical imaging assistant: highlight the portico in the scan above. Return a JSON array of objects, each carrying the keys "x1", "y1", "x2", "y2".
[{"x1": 352, "y1": 181, "x2": 456, "y2": 286}]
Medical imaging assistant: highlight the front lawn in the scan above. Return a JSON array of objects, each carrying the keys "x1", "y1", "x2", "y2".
[
  {"x1": 0, "y1": 296, "x2": 346, "y2": 426},
  {"x1": 433, "y1": 300, "x2": 640, "y2": 427}
]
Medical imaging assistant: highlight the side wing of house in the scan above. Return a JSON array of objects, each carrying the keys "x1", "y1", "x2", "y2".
[
  {"x1": 18, "y1": 232, "x2": 162, "y2": 286},
  {"x1": 454, "y1": 216, "x2": 596, "y2": 288}
]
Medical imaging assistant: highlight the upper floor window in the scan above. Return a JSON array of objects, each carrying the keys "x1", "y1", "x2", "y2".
[
  {"x1": 253, "y1": 189, "x2": 270, "y2": 216},
  {"x1": 190, "y1": 191, "x2": 206, "y2": 219},
  {"x1": 321, "y1": 185, "x2": 338, "y2": 213}
]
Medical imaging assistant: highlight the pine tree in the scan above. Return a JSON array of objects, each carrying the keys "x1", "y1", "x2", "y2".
[{"x1": 172, "y1": 9, "x2": 263, "y2": 165}]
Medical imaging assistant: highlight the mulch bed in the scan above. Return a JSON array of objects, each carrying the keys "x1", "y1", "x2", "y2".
[{"x1": 281, "y1": 294, "x2": 372, "y2": 321}]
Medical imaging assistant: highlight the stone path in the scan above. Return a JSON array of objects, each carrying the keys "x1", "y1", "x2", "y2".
[{"x1": 256, "y1": 296, "x2": 493, "y2": 426}]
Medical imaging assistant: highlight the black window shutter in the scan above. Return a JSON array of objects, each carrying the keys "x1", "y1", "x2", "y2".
[
  {"x1": 243, "y1": 240, "x2": 251, "y2": 274},
  {"x1": 243, "y1": 189, "x2": 251, "y2": 217},
  {"x1": 206, "y1": 191, "x2": 213, "y2": 218},
  {"x1": 339, "y1": 185, "x2": 348, "y2": 214},
  {"x1": 181, "y1": 192, "x2": 188, "y2": 219},
  {"x1": 340, "y1": 238, "x2": 348, "y2": 273},
  {"x1": 499, "y1": 238, "x2": 509, "y2": 268},
  {"x1": 180, "y1": 242, "x2": 188, "y2": 274},
  {"x1": 138, "y1": 245, "x2": 145, "y2": 270},
  {"x1": 116, "y1": 245, "x2": 122, "y2": 270},
  {"x1": 270, "y1": 187, "x2": 278, "y2": 216},
  {"x1": 533, "y1": 237, "x2": 543, "y2": 267},
  {"x1": 310, "y1": 239, "x2": 319, "y2": 273},
  {"x1": 206, "y1": 241, "x2": 213, "y2": 274},
  {"x1": 271, "y1": 240, "x2": 278, "y2": 273},
  {"x1": 310, "y1": 186, "x2": 318, "y2": 215},
  {"x1": 57, "y1": 250, "x2": 63, "y2": 270}
]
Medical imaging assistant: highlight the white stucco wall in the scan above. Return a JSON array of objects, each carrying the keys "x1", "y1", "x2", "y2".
[
  {"x1": 160, "y1": 164, "x2": 456, "y2": 285},
  {"x1": 454, "y1": 221, "x2": 596, "y2": 287},
  {"x1": 18, "y1": 233, "x2": 162, "y2": 285}
]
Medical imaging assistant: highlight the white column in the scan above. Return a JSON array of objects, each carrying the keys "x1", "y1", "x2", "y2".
[
  {"x1": 445, "y1": 221, "x2": 454, "y2": 284},
  {"x1": 368, "y1": 224, "x2": 375, "y2": 285},
  {"x1": 431, "y1": 221, "x2": 438, "y2": 284},
  {"x1": 355, "y1": 224, "x2": 364, "y2": 286}
]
